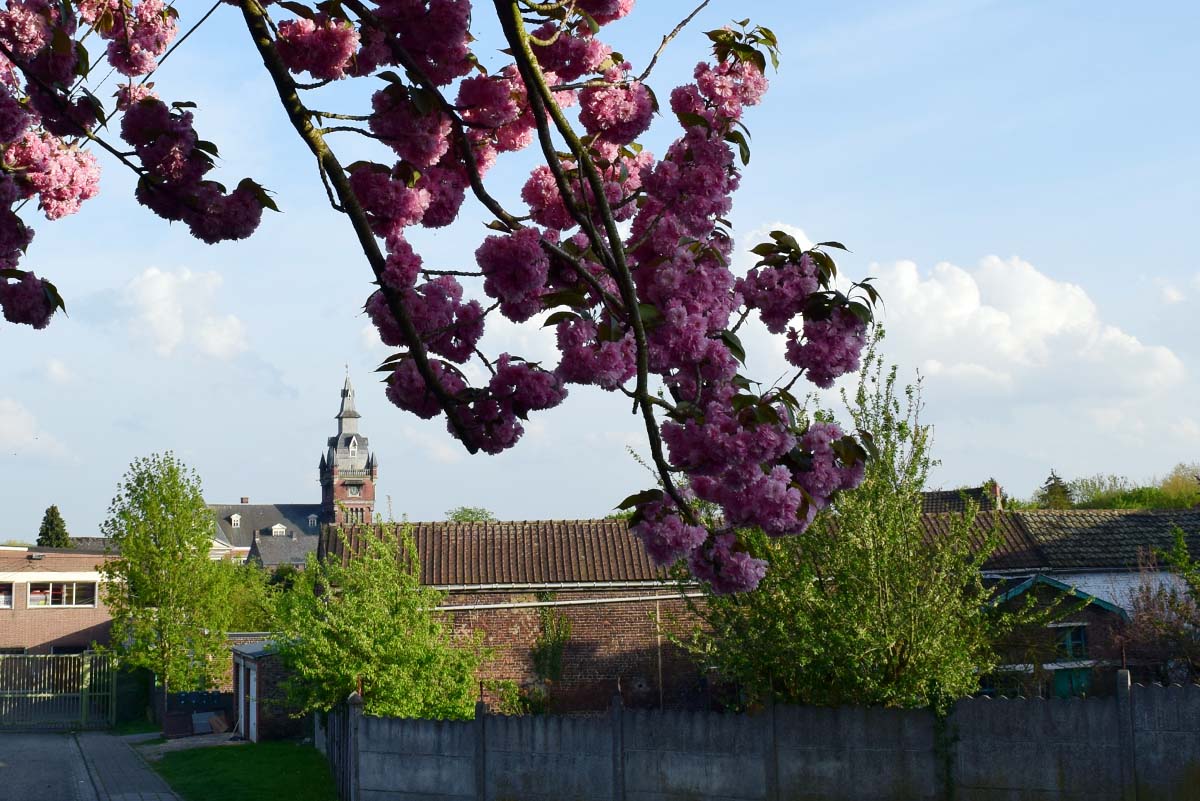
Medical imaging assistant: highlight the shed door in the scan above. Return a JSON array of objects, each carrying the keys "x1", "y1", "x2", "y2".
[{"x1": 248, "y1": 665, "x2": 258, "y2": 742}]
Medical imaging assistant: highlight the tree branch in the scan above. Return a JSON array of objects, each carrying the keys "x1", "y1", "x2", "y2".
[{"x1": 239, "y1": 0, "x2": 479, "y2": 453}]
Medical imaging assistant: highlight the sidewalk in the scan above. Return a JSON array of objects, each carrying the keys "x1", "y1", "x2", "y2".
[{"x1": 74, "y1": 732, "x2": 180, "y2": 801}]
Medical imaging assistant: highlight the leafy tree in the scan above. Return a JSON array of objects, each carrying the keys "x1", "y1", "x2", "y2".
[
  {"x1": 1067, "y1": 466, "x2": 1200, "y2": 510},
  {"x1": 99, "y1": 453, "x2": 228, "y2": 693},
  {"x1": 209, "y1": 561, "x2": 276, "y2": 633},
  {"x1": 0, "y1": 3, "x2": 883, "y2": 595},
  {"x1": 36, "y1": 505, "x2": 71, "y2": 548},
  {"x1": 274, "y1": 524, "x2": 485, "y2": 718},
  {"x1": 682, "y1": 333, "x2": 1017, "y2": 708},
  {"x1": 1035, "y1": 470, "x2": 1073, "y2": 509},
  {"x1": 1106, "y1": 528, "x2": 1200, "y2": 683},
  {"x1": 446, "y1": 506, "x2": 497, "y2": 523}
]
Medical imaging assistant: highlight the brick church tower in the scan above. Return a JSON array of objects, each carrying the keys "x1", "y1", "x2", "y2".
[{"x1": 319, "y1": 374, "x2": 378, "y2": 525}]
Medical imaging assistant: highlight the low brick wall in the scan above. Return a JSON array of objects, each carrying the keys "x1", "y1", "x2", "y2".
[{"x1": 318, "y1": 672, "x2": 1200, "y2": 801}]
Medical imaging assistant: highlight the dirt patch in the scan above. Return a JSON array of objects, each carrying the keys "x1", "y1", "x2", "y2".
[{"x1": 136, "y1": 731, "x2": 248, "y2": 761}]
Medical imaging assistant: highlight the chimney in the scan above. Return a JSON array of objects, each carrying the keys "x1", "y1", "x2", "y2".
[
  {"x1": 991, "y1": 482, "x2": 1003, "y2": 511},
  {"x1": 240, "y1": 497, "x2": 250, "y2": 504}
]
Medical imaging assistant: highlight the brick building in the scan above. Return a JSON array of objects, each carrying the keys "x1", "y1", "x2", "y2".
[
  {"x1": 319, "y1": 522, "x2": 706, "y2": 711},
  {"x1": 209, "y1": 374, "x2": 378, "y2": 566},
  {"x1": 0, "y1": 545, "x2": 115, "y2": 654}
]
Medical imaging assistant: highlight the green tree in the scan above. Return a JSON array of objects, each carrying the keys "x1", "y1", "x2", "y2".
[
  {"x1": 682, "y1": 333, "x2": 1016, "y2": 708},
  {"x1": 274, "y1": 524, "x2": 485, "y2": 718},
  {"x1": 446, "y1": 506, "x2": 497, "y2": 522},
  {"x1": 209, "y1": 561, "x2": 276, "y2": 632},
  {"x1": 99, "y1": 453, "x2": 228, "y2": 693},
  {"x1": 1035, "y1": 470, "x2": 1073, "y2": 509},
  {"x1": 36, "y1": 505, "x2": 71, "y2": 548}
]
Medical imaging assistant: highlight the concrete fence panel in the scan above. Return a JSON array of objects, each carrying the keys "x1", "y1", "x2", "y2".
[
  {"x1": 953, "y1": 696, "x2": 1122, "y2": 801},
  {"x1": 775, "y1": 704, "x2": 938, "y2": 801},
  {"x1": 326, "y1": 676, "x2": 1200, "y2": 801},
  {"x1": 1131, "y1": 683, "x2": 1200, "y2": 801},
  {"x1": 358, "y1": 715, "x2": 475, "y2": 801},
  {"x1": 622, "y1": 708, "x2": 765, "y2": 801},
  {"x1": 485, "y1": 713, "x2": 613, "y2": 801}
]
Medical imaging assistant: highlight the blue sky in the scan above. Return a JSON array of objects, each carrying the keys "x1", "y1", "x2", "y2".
[{"x1": 2, "y1": 0, "x2": 1197, "y2": 538}]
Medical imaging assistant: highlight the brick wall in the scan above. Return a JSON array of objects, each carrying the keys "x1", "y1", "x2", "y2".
[
  {"x1": 443, "y1": 588, "x2": 708, "y2": 711},
  {"x1": 0, "y1": 551, "x2": 113, "y2": 654}
]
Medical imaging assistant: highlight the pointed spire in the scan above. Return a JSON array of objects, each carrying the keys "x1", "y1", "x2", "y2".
[{"x1": 336, "y1": 370, "x2": 361, "y2": 434}]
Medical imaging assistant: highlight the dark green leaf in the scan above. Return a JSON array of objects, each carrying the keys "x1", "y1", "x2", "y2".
[{"x1": 616, "y1": 488, "x2": 663, "y2": 510}]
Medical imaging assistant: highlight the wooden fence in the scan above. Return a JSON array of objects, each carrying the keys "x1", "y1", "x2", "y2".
[{"x1": 0, "y1": 653, "x2": 115, "y2": 729}]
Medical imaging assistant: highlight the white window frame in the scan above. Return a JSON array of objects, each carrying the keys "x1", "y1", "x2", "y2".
[
  {"x1": 271, "y1": 524, "x2": 287, "y2": 537},
  {"x1": 231, "y1": 514, "x2": 241, "y2": 529},
  {"x1": 0, "y1": 582, "x2": 12, "y2": 609},
  {"x1": 348, "y1": 437, "x2": 358, "y2": 458},
  {"x1": 307, "y1": 514, "x2": 318, "y2": 530},
  {"x1": 26, "y1": 581, "x2": 98, "y2": 609}
]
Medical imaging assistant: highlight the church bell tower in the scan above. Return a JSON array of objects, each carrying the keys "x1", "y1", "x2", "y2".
[{"x1": 319, "y1": 372, "x2": 378, "y2": 525}]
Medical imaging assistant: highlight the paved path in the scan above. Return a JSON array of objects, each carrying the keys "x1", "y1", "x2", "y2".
[
  {"x1": 0, "y1": 732, "x2": 96, "y2": 801},
  {"x1": 75, "y1": 732, "x2": 180, "y2": 801}
]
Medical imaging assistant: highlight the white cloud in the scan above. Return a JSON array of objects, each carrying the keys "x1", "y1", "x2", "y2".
[
  {"x1": 360, "y1": 323, "x2": 384, "y2": 352},
  {"x1": 1158, "y1": 281, "x2": 1185, "y2": 304},
  {"x1": 45, "y1": 359, "x2": 71, "y2": 385},
  {"x1": 869, "y1": 255, "x2": 1184, "y2": 399},
  {"x1": 0, "y1": 398, "x2": 66, "y2": 458},
  {"x1": 124, "y1": 268, "x2": 248, "y2": 359}
]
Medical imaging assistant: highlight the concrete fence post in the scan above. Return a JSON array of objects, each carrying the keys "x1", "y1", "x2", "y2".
[
  {"x1": 475, "y1": 700, "x2": 487, "y2": 801},
  {"x1": 611, "y1": 694, "x2": 626, "y2": 801},
  {"x1": 1114, "y1": 669, "x2": 1136, "y2": 801},
  {"x1": 347, "y1": 692, "x2": 364, "y2": 801},
  {"x1": 763, "y1": 697, "x2": 779, "y2": 801}
]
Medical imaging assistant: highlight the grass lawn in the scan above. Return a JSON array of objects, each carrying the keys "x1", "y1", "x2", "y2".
[{"x1": 153, "y1": 741, "x2": 338, "y2": 801}]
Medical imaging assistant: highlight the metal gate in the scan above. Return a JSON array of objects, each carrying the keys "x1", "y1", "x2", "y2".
[{"x1": 0, "y1": 653, "x2": 115, "y2": 729}]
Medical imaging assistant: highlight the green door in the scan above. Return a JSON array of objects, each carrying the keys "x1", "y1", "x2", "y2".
[{"x1": 1052, "y1": 668, "x2": 1092, "y2": 698}]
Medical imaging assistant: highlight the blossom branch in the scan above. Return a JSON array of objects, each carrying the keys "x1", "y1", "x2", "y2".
[{"x1": 239, "y1": 0, "x2": 479, "y2": 452}]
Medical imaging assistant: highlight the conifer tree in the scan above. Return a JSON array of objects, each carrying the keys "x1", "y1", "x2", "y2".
[{"x1": 36, "y1": 505, "x2": 71, "y2": 548}]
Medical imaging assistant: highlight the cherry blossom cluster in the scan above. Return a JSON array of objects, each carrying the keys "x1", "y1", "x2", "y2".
[
  {"x1": 0, "y1": 0, "x2": 272, "y2": 332},
  {"x1": 252, "y1": 1, "x2": 880, "y2": 592},
  {"x1": 7, "y1": 0, "x2": 882, "y2": 594}
]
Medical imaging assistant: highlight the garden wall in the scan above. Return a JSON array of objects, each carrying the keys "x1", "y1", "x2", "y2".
[{"x1": 317, "y1": 671, "x2": 1200, "y2": 801}]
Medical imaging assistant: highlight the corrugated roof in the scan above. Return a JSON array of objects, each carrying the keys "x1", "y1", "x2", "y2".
[
  {"x1": 320, "y1": 520, "x2": 665, "y2": 586},
  {"x1": 318, "y1": 509, "x2": 1200, "y2": 588}
]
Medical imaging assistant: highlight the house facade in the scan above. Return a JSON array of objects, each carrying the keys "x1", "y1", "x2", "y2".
[{"x1": 0, "y1": 545, "x2": 114, "y2": 654}]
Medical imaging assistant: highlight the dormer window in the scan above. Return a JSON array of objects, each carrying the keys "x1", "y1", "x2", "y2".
[
  {"x1": 348, "y1": 437, "x2": 358, "y2": 458},
  {"x1": 271, "y1": 524, "x2": 286, "y2": 537},
  {"x1": 307, "y1": 514, "x2": 318, "y2": 531},
  {"x1": 231, "y1": 514, "x2": 241, "y2": 529}
]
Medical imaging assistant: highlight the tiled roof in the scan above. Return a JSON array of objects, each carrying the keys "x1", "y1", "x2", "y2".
[
  {"x1": 320, "y1": 520, "x2": 665, "y2": 587},
  {"x1": 250, "y1": 532, "x2": 319, "y2": 569},
  {"x1": 209, "y1": 504, "x2": 323, "y2": 549},
  {"x1": 70, "y1": 537, "x2": 114, "y2": 553},
  {"x1": 921, "y1": 487, "x2": 997, "y2": 514},
  {"x1": 923, "y1": 511, "x2": 1046, "y2": 571},
  {"x1": 1014, "y1": 509, "x2": 1200, "y2": 570},
  {"x1": 317, "y1": 509, "x2": 1200, "y2": 588}
]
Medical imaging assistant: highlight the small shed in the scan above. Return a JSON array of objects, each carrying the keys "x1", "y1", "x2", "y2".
[{"x1": 232, "y1": 640, "x2": 302, "y2": 742}]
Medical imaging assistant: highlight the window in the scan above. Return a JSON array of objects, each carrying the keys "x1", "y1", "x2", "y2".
[
  {"x1": 27, "y1": 582, "x2": 97, "y2": 608},
  {"x1": 0, "y1": 583, "x2": 11, "y2": 609},
  {"x1": 348, "y1": 438, "x2": 358, "y2": 458},
  {"x1": 307, "y1": 514, "x2": 318, "y2": 531},
  {"x1": 0, "y1": 647, "x2": 25, "y2": 655},
  {"x1": 1056, "y1": 625, "x2": 1088, "y2": 659},
  {"x1": 231, "y1": 514, "x2": 241, "y2": 529},
  {"x1": 271, "y1": 524, "x2": 287, "y2": 537}
]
